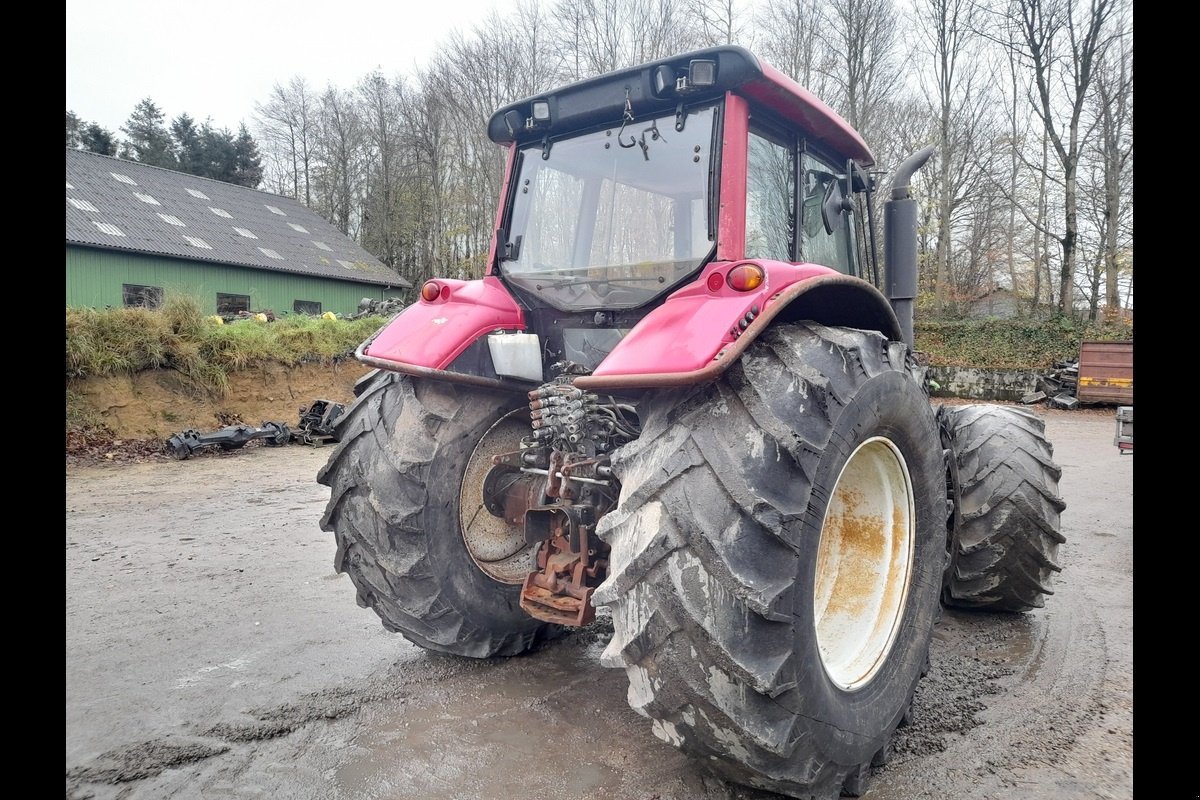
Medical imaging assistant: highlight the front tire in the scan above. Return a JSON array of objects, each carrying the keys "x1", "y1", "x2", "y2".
[
  {"x1": 593, "y1": 323, "x2": 946, "y2": 798},
  {"x1": 937, "y1": 404, "x2": 1066, "y2": 611},
  {"x1": 317, "y1": 371, "x2": 560, "y2": 657}
]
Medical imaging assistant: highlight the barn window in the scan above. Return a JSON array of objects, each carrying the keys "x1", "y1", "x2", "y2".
[
  {"x1": 293, "y1": 300, "x2": 322, "y2": 315},
  {"x1": 217, "y1": 293, "x2": 250, "y2": 315},
  {"x1": 123, "y1": 284, "x2": 163, "y2": 309}
]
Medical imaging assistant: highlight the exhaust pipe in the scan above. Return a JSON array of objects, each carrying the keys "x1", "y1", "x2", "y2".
[{"x1": 884, "y1": 145, "x2": 935, "y2": 349}]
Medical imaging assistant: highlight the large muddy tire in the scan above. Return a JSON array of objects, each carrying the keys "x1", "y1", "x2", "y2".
[
  {"x1": 937, "y1": 404, "x2": 1066, "y2": 612},
  {"x1": 317, "y1": 371, "x2": 560, "y2": 657},
  {"x1": 593, "y1": 323, "x2": 947, "y2": 799}
]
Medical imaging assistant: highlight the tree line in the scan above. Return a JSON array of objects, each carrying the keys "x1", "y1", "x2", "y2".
[
  {"x1": 66, "y1": 100, "x2": 264, "y2": 188},
  {"x1": 69, "y1": 0, "x2": 1132, "y2": 320}
]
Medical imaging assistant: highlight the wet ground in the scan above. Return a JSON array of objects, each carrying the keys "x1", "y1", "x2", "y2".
[{"x1": 66, "y1": 408, "x2": 1132, "y2": 800}]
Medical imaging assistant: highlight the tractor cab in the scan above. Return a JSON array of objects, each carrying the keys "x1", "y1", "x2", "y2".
[{"x1": 357, "y1": 46, "x2": 902, "y2": 391}]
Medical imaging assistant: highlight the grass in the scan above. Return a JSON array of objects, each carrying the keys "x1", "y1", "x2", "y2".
[
  {"x1": 914, "y1": 315, "x2": 1133, "y2": 369},
  {"x1": 66, "y1": 295, "x2": 389, "y2": 394},
  {"x1": 68, "y1": 296, "x2": 1133, "y2": 388}
]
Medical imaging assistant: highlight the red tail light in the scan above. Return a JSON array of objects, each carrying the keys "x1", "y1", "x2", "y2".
[
  {"x1": 420, "y1": 281, "x2": 442, "y2": 302},
  {"x1": 727, "y1": 265, "x2": 764, "y2": 292}
]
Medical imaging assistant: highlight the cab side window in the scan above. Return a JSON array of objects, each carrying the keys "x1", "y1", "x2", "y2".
[
  {"x1": 800, "y1": 151, "x2": 855, "y2": 274},
  {"x1": 745, "y1": 127, "x2": 795, "y2": 261}
]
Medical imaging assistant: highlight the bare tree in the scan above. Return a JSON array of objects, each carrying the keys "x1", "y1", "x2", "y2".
[
  {"x1": 1000, "y1": 24, "x2": 1025, "y2": 309},
  {"x1": 979, "y1": 4, "x2": 1055, "y2": 316},
  {"x1": 421, "y1": 7, "x2": 552, "y2": 282},
  {"x1": 548, "y1": 0, "x2": 701, "y2": 81},
  {"x1": 549, "y1": 0, "x2": 626, "y2": 78},
  {"x1": 1013, "y1": 0, "x2": 1114, "y2": 313},
  {"x1": 755, "y1": 0, "x2": 836, "y2": 97},
  {"x1": 920, "y1": 0, "x2": 968, "y2": 311},
  {"x1": 255, "y1": 77, "x2": 317, "y2": 205},
  {"x1": 691, "y1": 0, "x2": 751, "y2": 46},
  {"x1": 1079, "y1": 165, "x2": 1106, "y2": 319},
  {"x1": 357, "y1": 71, "x2": 405, "y2": 271},
  {"x1": 630, "y1": 0, "x2": 700, "y2": 63},
  {"x1": 953, "y1": 189, "x2": 1008, "y2": 306},
  {"x1": 314, "y1": 85, "x2": 365, "y2": 237},
  {"x1": 820, "y1": 0, "x2": 904, "y2": 145},
  {"x1": 1093, "y1": 3, "x2": 1131, "y2": 314}
]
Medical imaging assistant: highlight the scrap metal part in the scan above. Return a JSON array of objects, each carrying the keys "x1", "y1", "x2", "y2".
[
  {"x1": 1115, "y1": 406, "x2": 1133, "y2": 454},
  {"x1": 292, "y1": 400, "x2": 346, "y2": 446},
  {"x1": 166, "y1": 421, "x2": 291, "y2": 460}
]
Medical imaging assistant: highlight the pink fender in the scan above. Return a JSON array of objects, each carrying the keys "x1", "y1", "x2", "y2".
[
  {"x1": 575, "y1": 262, "x2": 900, "y2": 390},
  {"x1": 360, "y1": 276, "x2": 524, "y2": 379}
]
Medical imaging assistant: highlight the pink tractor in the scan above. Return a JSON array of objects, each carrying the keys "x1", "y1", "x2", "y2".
[{"x1": 319, "y1": 46, "x2": 1065, "y2": 799}]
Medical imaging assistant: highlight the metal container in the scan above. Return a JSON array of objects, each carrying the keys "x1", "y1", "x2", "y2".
[{"x1": 1078, "y1": 341, "x2": 1133, "y2": 404}]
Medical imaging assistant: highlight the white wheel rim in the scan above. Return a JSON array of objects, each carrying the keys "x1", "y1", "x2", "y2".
[
  {"x1": 459, "y1": 411, "x2": 537, "y2": 584},
  {"x1": 813, "y1": 436, "x2": 915, "y2": 690}
]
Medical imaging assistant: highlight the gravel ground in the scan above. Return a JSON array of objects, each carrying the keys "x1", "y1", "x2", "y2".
[{"x1": 66, "y1": 405, "x2": 1132, "y2": 800}]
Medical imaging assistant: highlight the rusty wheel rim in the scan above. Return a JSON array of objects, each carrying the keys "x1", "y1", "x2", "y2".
[
  {"x1": 459, "y1": 410, "x2": 538, "y2": 584},
  {"x1": 813, "y1": 436, "x2": 915, "y2": 690}
]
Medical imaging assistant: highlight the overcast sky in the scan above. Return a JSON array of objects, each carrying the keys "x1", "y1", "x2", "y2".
[{"x1": 66, "y1": 0, "x2": 499, "y2": 135}]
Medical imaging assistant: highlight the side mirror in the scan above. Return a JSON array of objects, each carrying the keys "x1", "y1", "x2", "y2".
[{"x1": 821, "y1": 175, "x2": 853, "y2": 235}]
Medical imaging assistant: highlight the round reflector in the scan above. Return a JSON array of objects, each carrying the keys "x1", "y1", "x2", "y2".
[{"x1": 421, "y1": 281, "x2": 441, "y2": 302}]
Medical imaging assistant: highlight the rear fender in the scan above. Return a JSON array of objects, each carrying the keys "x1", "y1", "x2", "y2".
[
  {"x1": 574, "y1": 261, "x2": 900, "y2": 390},
  {"x1": 357, "y1": 276, "x2": 526, "y2": 389}
]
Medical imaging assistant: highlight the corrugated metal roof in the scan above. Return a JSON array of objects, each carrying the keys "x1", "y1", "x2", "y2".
[{"x1": 65, "y1": 149, "x2": 410, "y2": 289}]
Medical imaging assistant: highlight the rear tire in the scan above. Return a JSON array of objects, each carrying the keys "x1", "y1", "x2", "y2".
[
  {"x1": 593, "y1": 323, "x2": 946, "y2": 799},
  {"x1": 317, "y1": 371, "x2": 560, "y2": 657},
  {"x1": 937, "y1": 404, "x2": 1066, "y2": 612}
]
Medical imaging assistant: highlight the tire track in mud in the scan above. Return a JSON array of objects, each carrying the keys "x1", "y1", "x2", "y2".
[
  {"x1": 867, "y1": 595, "x2": 1111, "y2": 798},
  {"x1": 65, "y1": 605, "x2": 1100, "y2": 799},
  {"x1": 64, "y1": 635, "x2": 559, "y2": 795},
  {"x1": 65, "y1": 739, "x2": 232, "y2": 786}
]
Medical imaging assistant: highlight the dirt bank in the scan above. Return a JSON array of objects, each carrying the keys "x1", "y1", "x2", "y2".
[{"x1": 69, "y1": 361, "x2": 374, "y2": 439}]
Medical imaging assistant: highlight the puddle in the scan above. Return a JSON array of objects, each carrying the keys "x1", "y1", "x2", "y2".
[{"x1": 335, "y1": 638, "x2": 629, "y2": 799}]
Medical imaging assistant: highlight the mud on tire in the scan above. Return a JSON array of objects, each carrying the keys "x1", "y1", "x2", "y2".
[
  {"x1": 317, "y1": 370, "x2": 560, "y2": 657},
  {"x1": 593, "y1": 323, "x2": 947, "y2": 799},
  {"x1": 937, "y1": 404, "x2": 1066, "y2": 612}
]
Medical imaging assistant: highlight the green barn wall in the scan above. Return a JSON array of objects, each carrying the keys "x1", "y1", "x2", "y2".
[{"x1": 66, "y1": 246, "x2": 408, "y2": 315}]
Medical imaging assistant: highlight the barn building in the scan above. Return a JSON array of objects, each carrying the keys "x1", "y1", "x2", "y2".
[{"x1": 66, "y1": 149, "x2": 409, "y2": 316}]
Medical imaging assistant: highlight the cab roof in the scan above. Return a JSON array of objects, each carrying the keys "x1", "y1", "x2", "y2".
[{"x1": 487, "y1": 45, "x2": 874, "y2": 167}]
